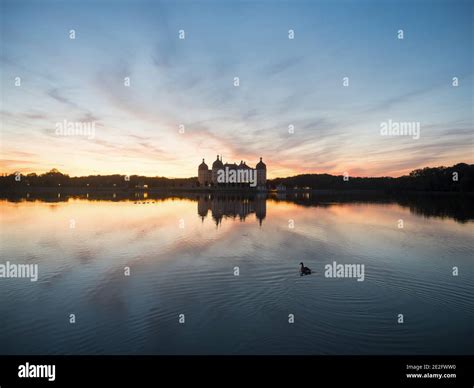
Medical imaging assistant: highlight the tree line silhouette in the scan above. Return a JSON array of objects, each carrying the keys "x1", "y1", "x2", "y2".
[
  {"x1": 0, "y1": 163, "x2": 472, "y2": 192},
  {"x1": 269, "y1": 163, "x2": 473, "y2": 192}
]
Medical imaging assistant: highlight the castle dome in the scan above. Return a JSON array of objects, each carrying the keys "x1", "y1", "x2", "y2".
[
  {"x1": 212, "y1": 155, "x2": 224, "y2": 169},
  {"x1": 199, "y1": 159, "x2": 208, "y2": 171},
  {"x1": 256, "y1": 157, "x2": 266, "y2": 170}
]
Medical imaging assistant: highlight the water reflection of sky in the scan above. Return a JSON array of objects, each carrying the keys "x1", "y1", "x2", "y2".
[{"x1": 0, "y1": 198, "x2": 473, "y2": 355}]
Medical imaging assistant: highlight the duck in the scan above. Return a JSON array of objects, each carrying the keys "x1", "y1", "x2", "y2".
[{"x1": 300, "y1": 262, "x2": 312, "y2": 276}]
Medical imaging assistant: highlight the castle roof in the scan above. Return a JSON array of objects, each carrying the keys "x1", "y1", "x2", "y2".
[
  {"x1": 205, "y1": 156, "x2": 265, "y2": 170},
  {"x1": 199, "y1": 159, "x2": 208, "y2": 170},
  {"x1": 212, "y1": 155, "x2": 224, "y2": 169}
]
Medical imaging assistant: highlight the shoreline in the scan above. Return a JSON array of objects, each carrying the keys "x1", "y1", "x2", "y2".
[{"x1": 0, "y1": 187, "x2": 472, "y2": 196}]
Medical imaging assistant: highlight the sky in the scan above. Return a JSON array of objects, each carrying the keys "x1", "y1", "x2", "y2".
[{"x1": 0, "y1": 0, "x2": 472, "y2": 178}]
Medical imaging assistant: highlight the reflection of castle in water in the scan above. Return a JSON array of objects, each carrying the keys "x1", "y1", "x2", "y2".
[{"x1": 197, "y1": 194, "x2": 267, "y2": 226}]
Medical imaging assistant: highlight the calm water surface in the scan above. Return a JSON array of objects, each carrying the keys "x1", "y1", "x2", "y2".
[{"x1": 0, "y1": 194, "x2": 473, "y2": 354}]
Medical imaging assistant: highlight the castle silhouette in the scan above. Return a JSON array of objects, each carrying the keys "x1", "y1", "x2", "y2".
[{"x1": 198, "y1": 155, "x2": 267, "y2": 188}]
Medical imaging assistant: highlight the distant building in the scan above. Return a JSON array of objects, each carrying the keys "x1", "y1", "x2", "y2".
[
  {"x1": 198, "y1": 155, "x2": 267, "y2": 188},
  {"x1": 256, "y1": 157, "x2": 267, "y2": 188},
  {"x1": 198, "y1": 159, "x2": 212, "y2": 186}
]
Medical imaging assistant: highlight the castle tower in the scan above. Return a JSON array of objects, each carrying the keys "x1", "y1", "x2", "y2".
[
  {"x1": 211, "y1": 155, "x2": 224, "y2": 184},
  {"x1": 198, "y1": 158, "x2": 210, "y2": 185},
  {"x1": 256, "y1": 157, "x2": 267, "y2": 186}
]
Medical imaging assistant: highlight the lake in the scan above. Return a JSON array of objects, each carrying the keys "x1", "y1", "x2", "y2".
[{"x1": 0, "y1": 192, "x2": 473, "y2": 355}]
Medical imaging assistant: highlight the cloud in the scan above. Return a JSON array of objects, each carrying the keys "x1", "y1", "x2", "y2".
[
  {"x1": 361, "y1": 79, "x2": 448, "y2": 115},
  {"x1": 47, "y1": 88, "x2": 79, "y2": 109},
  {"x1": 24, "y1": 112, "x2": 48, "y2": 120},
  {"x1": 76, "y1": 112, "x2": 101, "y2": 123},
  {"x1": 262, "y1": 56, "x2": 303, "y2": 76},
  {"x1": 0, "y1": 159, "x2": 38, "y2": 170}
]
